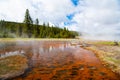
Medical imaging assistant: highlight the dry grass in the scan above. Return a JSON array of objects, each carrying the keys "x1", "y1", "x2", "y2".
[
  {"x1": 0, "y1": 38, "x2": 78, "y2": 42},
  {"x1": 85, "y1": 45, "x2": 120, "y2": 75},
  {"x1": 0, "y1": 55, "x2": 28, "y2": 79},
  {"x1": 77, "y1": 39, "x2": 120, "y2": 74}
]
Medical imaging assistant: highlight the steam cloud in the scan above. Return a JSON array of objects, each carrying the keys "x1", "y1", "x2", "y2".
[{"x1": 64, "y1": 0, "x2": 120, "y2": 41}]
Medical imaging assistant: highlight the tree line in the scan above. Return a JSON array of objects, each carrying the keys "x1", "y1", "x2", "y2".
[{"x1": 0, "y1": 9, "x2": 78, "y2": 38}]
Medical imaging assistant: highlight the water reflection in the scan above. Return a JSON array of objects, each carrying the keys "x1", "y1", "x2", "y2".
[
  {"x1": 0, "y1": 50, "x2": 25, "y2": 58},
  {"x1": 0, "y1": 42, "x2": 76, "y2": 60},
  {"x1": 38, "y1": 43, "x2": 74, "y2": 54},
  {"x1": 1, "y1": 41, "x2": 119, "y2": 80}
]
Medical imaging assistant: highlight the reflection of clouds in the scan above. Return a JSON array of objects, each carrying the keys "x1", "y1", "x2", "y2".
[
  {"x1": 19, "y1": 50, "x2": 25, "y2": 53},
  {"x1": 32, "y1": 48, "x2": 37, "y2": 54},
  {"x1": 39, "y1": 45, "x2": 68, "y2": 53},
  {"x1": 39, "y1": 47, "x2": 44, "y2": 53},
  {"x1": 59, "y1": 44, "x2": 64, "y2": 51},
  {"x1": 66, "y1": 43, "x2": 70, "y2": 48},
  {"x1": 49, "y1": 46, "x2": 53, "y2": 52},
  {"x1": 0, "y1": 43, "x2": 78, "y2": 59}
]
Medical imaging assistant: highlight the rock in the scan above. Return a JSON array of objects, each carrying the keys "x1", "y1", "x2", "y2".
[
  {"x1": 87, "y1": 66, "x2": 97, "y2": 70},
  {"x1": 0, "y1": 55, "x2": 28, "y2": 80},
  {"x1": 79, "y1": 65, "x2": 84, "y2": 70},
  {"x1": 99, "y1": 72, "x2": 106, "y2": 76}
]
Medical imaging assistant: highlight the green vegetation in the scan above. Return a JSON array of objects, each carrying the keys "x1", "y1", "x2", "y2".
[
  {"x1": 94, "y1": 41, "x2": 115, "y2": 45},
  {"x1": 0, "y1": 9, "x2": 78, "y2": 38},
  {"x1": 88, "y1": 41, "x2": 120, "y2": 46},
  {"x1": 105, "y1": 57, "x2": 120, "y2": 64}
]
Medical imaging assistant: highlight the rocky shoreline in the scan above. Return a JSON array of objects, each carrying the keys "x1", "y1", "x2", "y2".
[{"x1": 0, "y1": 55, "x2": 28, "y2": 80}]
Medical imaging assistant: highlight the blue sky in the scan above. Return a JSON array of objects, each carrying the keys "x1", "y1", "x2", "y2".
[
  {"x1": 71, "y1": 0, "x2": 79, "y2": 6},
  {"x1": 67, "y1": 13, "x2": 75, "y2": 20},
  {"x1": 0, "y1": 0, "x2": 120, "y2": 40}
]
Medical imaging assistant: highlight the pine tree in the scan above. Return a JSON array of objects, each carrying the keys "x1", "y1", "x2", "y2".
[
  {"x1": 23, "y1": 9, "x2": 33, "y2": 38},
  {"x1": 47, "y1": 22, "x2": 49, "y2": 27},
  {"x1": 43, "y1": 22, "x2": 45, "y2": 27},
  {"x1": 23, "y1": 9, "x2": 33, "y2": 24},
  {"x1": 35, "y1": 18, "x2": 39, "y2": 25},
  {"x1": 35, "y1": 18, "x2": 39, "y2": 37},
  {"x1": 18, "y1": 26, "x2": 22, "y2": 37}
]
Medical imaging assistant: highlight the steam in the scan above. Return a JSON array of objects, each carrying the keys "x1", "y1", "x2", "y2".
[{"x1": 65, "y1": 0, "x2": 120, "y2": 41}]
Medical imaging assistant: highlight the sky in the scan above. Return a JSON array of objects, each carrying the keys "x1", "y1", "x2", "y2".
[{"x1": 0, "y1": 0, "x2": 120, "y2": 40}]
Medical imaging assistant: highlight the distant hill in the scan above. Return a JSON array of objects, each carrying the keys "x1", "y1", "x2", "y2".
[{"x1": 0, "y1": 20, "x2": 78, "y2": 38}]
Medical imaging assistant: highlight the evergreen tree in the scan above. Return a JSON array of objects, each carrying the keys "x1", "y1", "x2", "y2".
[
  {"x1": 0, "y1": 11, "x2": 79, "y2": 38},
  {"x1": 35, "y1": 18, "x2": 40, "y2": 37},
  {"x1": 35, "y1": 18, "x2": 39, "y2": 25},
  {"x1": 47, "y1": 22, "x2": 49, "y2": 27},
  {"x1": 43, "y1": 22, "x2": 45, "y2": 27},
  {"x1": 18, "y1": 26, "x2": 22, "y2": 37},
  {"x1": 23, "y1": 9, "x2": 33, "y2": 24},
  {"x1": 23, "y1": 9, "x2": 33, "y2": 38}
]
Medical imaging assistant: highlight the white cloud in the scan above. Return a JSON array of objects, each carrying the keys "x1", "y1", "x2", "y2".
[
  {"x1": 0, "y1": 0, "x2": 120, "y2": 40},
  {"x1": 0, "y1": 0, "x2": 77, "y2": 24},
  {"x1": 68, "y1": 0, "x2": 120, "y2": 40}
]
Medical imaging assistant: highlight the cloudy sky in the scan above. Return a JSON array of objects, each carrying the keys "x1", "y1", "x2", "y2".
[{"x1": 0, "y1": 0, "x2": 120, "y2": 40}]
